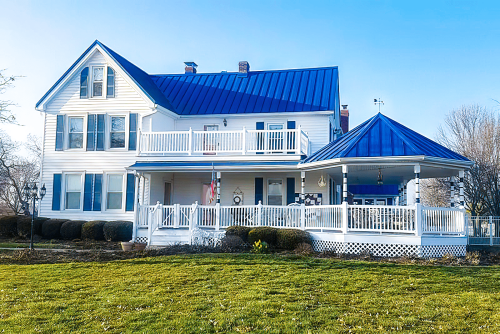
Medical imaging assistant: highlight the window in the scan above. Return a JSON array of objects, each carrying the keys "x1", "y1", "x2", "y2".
[
  {"x1": 92, "y1": 66, "x2": 104, "y2": 97},
  {"x1": 107, "y1": 174, "x2": 123, "y2": 209},
  {"x1": 107, "y1": 67, "x2": 115, "y2": 97},
  {"x1": 80, "y1": 67, "x2": 89, "y2": 98},
  {"x1": 68, "y1": 117, "x2": 84, "y2": 149},
  {"x1": 65, "y1": 174, "x2": 82, "y2": 209},
  {"x1": 268, "y1": 179, "x2": 283, "y2": 205},
  {"x1": 110, "y1": 116, "x2": 126, "y2": 148}
]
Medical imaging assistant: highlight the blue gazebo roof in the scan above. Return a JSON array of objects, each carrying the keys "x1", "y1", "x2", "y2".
[{"x1": 304, "y1": 113, "x2": 470, "y2": 163}]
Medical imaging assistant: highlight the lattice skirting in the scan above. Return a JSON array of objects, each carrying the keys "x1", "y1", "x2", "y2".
[
  {"x1": 312, "y1": 240, "x2": 466, "y2": 258},
  {"x1": 134, "y1": 236, "x2": 148, "y2": 244}
]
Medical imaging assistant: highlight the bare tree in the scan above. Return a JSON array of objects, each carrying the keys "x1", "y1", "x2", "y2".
[
  {"x1": 0, "y1": 70, "x2": 19, "y2": 124},
  {"x1": 421, "y1": 178, "x2": 451, "y2": 208},
  {"x1": 434, "y1": 104, "x2": 500, "y2": 216},
  {"x1": 0, "y1": 133, "x2": 40, "y2": 214}
]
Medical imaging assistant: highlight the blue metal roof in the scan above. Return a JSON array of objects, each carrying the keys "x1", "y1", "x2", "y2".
[
  {"x1": 37, "y1": 41, "x2": 339, "y2": 116},
  {"x1": 304, "y1": 113, "x2": 470, "y2": 163},
  {"x1": 150, "y1": 67, "x2": 339, "y2": 115}
]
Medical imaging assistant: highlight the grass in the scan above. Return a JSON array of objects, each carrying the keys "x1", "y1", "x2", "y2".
[{"x1": 0, "y1": 254, "x2": 500, "y2": 333}]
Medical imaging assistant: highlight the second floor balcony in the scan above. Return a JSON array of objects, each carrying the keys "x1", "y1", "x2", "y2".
[{"x1": 138, "y1": 127, "x2": 310, "y2": 156}]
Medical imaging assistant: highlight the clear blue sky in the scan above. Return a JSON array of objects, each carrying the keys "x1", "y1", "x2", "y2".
[{"x1": 1, "y1": 0, "x2": 500, "y2": 143}]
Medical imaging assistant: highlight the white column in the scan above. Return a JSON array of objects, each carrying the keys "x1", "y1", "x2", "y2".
[
  {"x1": 450, "y1": 177, "x2": 455, "y2": 208},
  {"x1": 459, "y1": 170, "x2": 465, "y2": 208},
  {"x1": 216, "y1": 171, "x2": 221, "y2": 204},
  {"x1": 300, "y1": 171, "x2": 306, "y2": 204},
  {"x1": 414, "y1": 165, "x2": 421, "y2": 204},
  {"x1": 132, "y1": 172, "x2": 140, "y2": 242},
  {"x1": 403, "y1": 180, "x2": 407, "y2": 205},
  {"x1": 342, "y1": 165, "x2": 348, "y2": 203}
]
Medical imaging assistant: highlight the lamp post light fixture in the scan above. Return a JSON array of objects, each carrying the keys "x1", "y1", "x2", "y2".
[{"x1": 23, "y1": 183, "x2": 46, "y2": 251}]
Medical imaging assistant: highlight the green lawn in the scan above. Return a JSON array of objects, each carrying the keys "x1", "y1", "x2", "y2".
[{"x1": 1, "y1": 254, "x2": 499, "y2": 333}]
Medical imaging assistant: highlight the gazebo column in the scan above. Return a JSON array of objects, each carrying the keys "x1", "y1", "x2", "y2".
[
  {"x1": 300, "y1": 171, "x2": 306, "y2": 204},
  {"x1": 342, "y1": 165, "x2": 348, "y2": 203},
  {"x1": 459, "y1": 170, "x2": 465, "y2": 207},
  {"x1": 450, "y1": 177, "x2": 455, "y2": 208},
  {"x1": 414, "y1": 165, "x2": 421, "y2": 204}
]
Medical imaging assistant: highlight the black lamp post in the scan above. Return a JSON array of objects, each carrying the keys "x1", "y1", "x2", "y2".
[{"x1": 23, "y1": 183, "x2": 46, "y2": 250}]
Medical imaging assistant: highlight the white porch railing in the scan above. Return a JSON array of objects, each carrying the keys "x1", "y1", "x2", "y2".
[
  {"x1": 136, "y1": 202, "x2": 466, "y2": 244},
  {"x1": 138, "y1": 127, "x2": 309, "y2": 156},
  {"x1": 468, "y1": 216, "x2": 500, "y2": 245}
]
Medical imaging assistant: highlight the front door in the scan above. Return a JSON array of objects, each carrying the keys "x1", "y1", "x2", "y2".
[
  {"x1": 268, "y1": 179, "x2": 283, "y2": 205},
  {"x1": 164, "y1": 182, "x2": 172, "y2": 205}
]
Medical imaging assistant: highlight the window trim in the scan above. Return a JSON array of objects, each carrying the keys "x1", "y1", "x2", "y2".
[
  {"x1": 107, "y1": 114, "x2": 128, "y2": 150},
  {"x1": 65, "y1": 115, "x2": 87, "y2": 151},
  {"x1": 62, "y1": 172, "x2": 84, "y2": 211},
  {"x1": 104, "y1": 172, "x2": 126, "y2": 211}
]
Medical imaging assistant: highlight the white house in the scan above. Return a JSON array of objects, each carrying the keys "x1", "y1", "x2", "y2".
[{"x1": 36, "y1": 40, "x2": 473, "y2": 257}]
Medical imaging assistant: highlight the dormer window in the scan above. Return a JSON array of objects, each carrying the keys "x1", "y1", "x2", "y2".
[
  {"x1": 92, "y1": 66, "x2": 104, "y2": 97},
  {"x1": 79, "y1": 66, "x2": 115, "y2": 99}
]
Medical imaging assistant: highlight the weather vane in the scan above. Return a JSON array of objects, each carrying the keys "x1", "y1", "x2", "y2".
[{"x1": 374, "y1": 98, "x2": 384, "y2": 113}]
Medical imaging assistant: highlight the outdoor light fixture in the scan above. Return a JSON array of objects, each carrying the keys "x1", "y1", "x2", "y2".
[
  {"x1": 223, "y1": 118, "x2": 227, "y2": 127},
  {"x1": 377, "y1": 168, "x2": 383, "y2": 185},
  {"x1": 23, "y1": 183, "x2": 46, "y2": 251}
]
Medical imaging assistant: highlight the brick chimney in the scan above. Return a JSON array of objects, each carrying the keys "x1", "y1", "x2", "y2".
[
  {"x1": 341, "y1": 105, "x2": 349, "y2": 134},
  {"x1": 184, "y1": 62, "x2": 198, "y2": 74},
  {"x1": 238, "y1": 61, "x2": 250, "y2": 76}
]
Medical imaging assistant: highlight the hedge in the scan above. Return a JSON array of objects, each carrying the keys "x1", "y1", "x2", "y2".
[
  {"x1": 41, "y1": 219, "x2": 68, "y2": 239},
  {"x1": 60, "y1": 220, "x2": 85, "y2": 240},
  {"x1": 17, "y1": 216, "x2": 49, "y2": 238},
  {"x1": 103, "y1": 221, "x2": 133, "y2": 242},
  {"x1": 225, "y1": 225, "x2": 252, "y2": 242},
  {"x1": 276, "y1": 229, "x2": 311, "y2": 250},
  {"x1": 248, "y1": 227, "x2": 278, "y2": 247},
  {"x1": 81, "y1": 221, "x2": 106, "y2": 241},
  {"x1": 0, "y1": 216, "x2": 18, "y2": 237}
]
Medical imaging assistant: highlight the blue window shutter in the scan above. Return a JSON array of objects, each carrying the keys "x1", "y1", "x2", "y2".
[
  {"x1": 93, "y1": 174, "x2": 102, "y2": 211},
  {"x1": 287, "y1": 178, "x2": 295, "y2": 205},
  {"x1": 129, "y1": 113, "x2": 137, "y2": 151},
  {"x1": 287, "y1": 121, "x2": 296, "y2": 154},
  {"x1": 80, "y1": 67, "x2": 89, "y2": 98},
  {"x1": 125, "y1": 174, "x2": 135, "y2": 211},
  {"x1": 387, "y1": 198, "x2": 393, "y2": 205},
  {"x1": 107, "y1": 67, "x2": 115, "y2": 98},
  {"x1": 55, "y1": 115, "x2": 64, "y2": 151},
  {"x1": 256, "y1": 122, "x2": 264, "y2": 155},
  {"x1": 255, "y1": 177, "x2": 263, "y2": 205},
  {"x1": 83, "y1": 174, "x2": 93, "y2": 211},
  {"x1": 86, "y1": 114, "x2": 96, "y2": 151},
  {"x1": 96, "y1": 114, "x2": 105, "y2": 151},
  {"x1": 52, "y1": 174, "x2": 62, "y2": 211}
]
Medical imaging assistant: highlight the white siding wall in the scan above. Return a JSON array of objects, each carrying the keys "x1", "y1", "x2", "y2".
[
  {"x1": 174, "y1": 113, "x2": 331, "y2": 154},
  {"x1": 40, "y1": 51, "x2": 156, "y2": 221}
]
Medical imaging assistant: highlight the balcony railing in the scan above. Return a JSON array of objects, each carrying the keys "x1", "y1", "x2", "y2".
[{"x1": 138, "y1": 127, "x2": 310, "y2": 156}]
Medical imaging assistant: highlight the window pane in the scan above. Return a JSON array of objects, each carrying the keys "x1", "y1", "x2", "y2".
[
  {"x1": 93, "y1": 67, "x2": 104, "y2": 81},
  {"x1": 69, "y1": 118, "x2": 83, "y2": 133},
  {"x1": 268, "y1": 195, "x2": 282, "y2": 205},
  {"x1": 108, "y1": 175, "x2": 123, "y2": 192},
  {"x1": 268, "y1": 180, "x2": 282, "y2": 195},
  {"x1": 107, "y1": 86, "x2": 114, "y2": 97},
  {"x1": 66, "y1": 174, "x2": 81, "y2": 192},
  {"x1": 110, "y1": 133, "x2": 125, "y2": 148},
  {"x1": 69, "y1": 133, "x2": 83, "y2": 148},
  {"x1": 93, "y1": 82, "x2": 103, "y2": 97},
  {"x1": 107, "y1": 193, "x2": 122, "y2": 209},
  {"x1": 111, "y1": 117, "x2": 125, "y2": 132},
  {"x1": 66, "y1": 192, "x2": 81, "y2": 209}
]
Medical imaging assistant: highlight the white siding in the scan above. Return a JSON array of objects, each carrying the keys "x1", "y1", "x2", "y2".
[{"x1": 40, "y1": 50, "x2": 154, "y2": 221}]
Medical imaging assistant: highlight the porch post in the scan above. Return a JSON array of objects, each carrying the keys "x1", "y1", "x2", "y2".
[
  {"x1": 450, "y1": 177, "x2": 455, "y2": 208},
  {"x1": 216, "y1": 172, "x2": 221, "y2": 230},
  {"x1": 414, "y1": 164, "x2": 420, "y2": 204},
  {"x1": 459, "y1": 170, "x2": 465, "y2": 208},
  {"x1": 188, "y1": 127, "x2": 193, "y2": 155},
  {"x1": 398, "y1": 184, "x2": 402, "y2": 205},
  {"x1": 300, "y1": 171, "x2": 306, "y2": 204},
  {"x1": 216, "y1": 172, "x2": 221, "y2": 204},
  {"x1": 132, "y1": 172, "x2": 141, "y2": 242},
  {"x1": 342, "y1": 165, "x2": 348, "y2": 203},
  {"x1": 403, "y1": 180, "x2": 408, "y2": 205}
]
